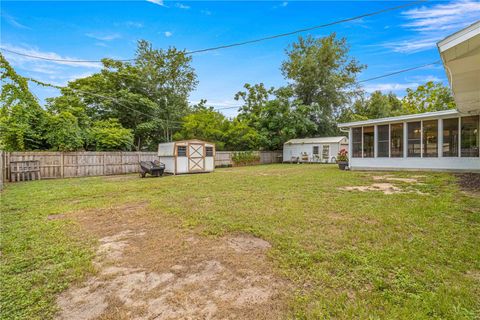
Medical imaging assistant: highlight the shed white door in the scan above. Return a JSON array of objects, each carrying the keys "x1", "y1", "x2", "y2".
[{"x1": 188, "y1": 143, "x2": 205, "y2": 172}]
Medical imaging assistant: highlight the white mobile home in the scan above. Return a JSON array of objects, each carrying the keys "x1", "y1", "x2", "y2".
[
  {"x1": 158, "y1": 140, "x2": 215, "y2": 174},
  {"x1": 283, "y1": 137, "x2": 348, "y2": 163},
  {"x1": 337, "y1": 22, "x2": 480, "y2": 172}
]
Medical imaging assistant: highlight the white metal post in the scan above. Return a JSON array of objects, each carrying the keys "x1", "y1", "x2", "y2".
[
  {"x1": 438, "y1": 119, "x2": 443, "y2": 158},
  {"x1": 458, "y1": 117, "x2": 462, "y2": 157},
  {"x1": 420, "y1": 121, "x2": 424, "y2": 158}
]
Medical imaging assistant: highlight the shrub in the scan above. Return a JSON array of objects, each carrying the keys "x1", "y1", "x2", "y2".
[{"x1": 231, "y1": 151, "x2": 260, "y2": 166}]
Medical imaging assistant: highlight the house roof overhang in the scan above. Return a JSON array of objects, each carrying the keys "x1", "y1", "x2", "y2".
[
  {"x1": 438, "y1": 21, "x2": 480, "y2": 114},
  {"x1": 337, "y1": 109, "x2": 461, "y2": 128}
]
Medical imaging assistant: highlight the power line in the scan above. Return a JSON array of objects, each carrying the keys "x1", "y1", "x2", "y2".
[
  {"x1": 0, "y1": 0, "x2": 426, "y2": 63},
  {"x1": 358, "y1": 60, "x2": 442, "y2": 83},
  {"x1": 212, "y1": 59, "x2": 443, "y2": 112},
  {"x1": 28, "y1": 78, "x2": 184, "y2": 124}
]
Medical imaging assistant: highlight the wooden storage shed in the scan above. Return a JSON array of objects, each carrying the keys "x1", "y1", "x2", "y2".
[{"x1": 158, "y1": 140, "x2": 215, "y2": 174}]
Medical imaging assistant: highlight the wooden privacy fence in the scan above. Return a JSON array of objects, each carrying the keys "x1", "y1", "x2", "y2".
[
  {"x1": 0, "y1": 151, "x2": 4, "y2": 190},
  {"x1": 3, "y1": 152, "x2": 159, "y2": 180},
  {"x1": 214, "y1": 151, "x2": 283, "y2": 167},
  {"x1": 0, "y1": 150, "x2": 283, "y2": 182}
]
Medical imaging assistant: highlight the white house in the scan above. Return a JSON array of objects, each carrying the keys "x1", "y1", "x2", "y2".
[
  {"x1": 283, "y1": 137, "x2": 348, "y2": 163},
  {"x1": 337, "y1": 21, "x2": 480, "y2": 172},
  {"x1": 158, "y1": 139, "x2": 215, "y2": 174}
]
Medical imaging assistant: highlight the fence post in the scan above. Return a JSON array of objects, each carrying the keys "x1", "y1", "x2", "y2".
[
  {"x1": 60, "y1": 152, "x2": 64, "y2": 178},
  {"x1": 103, "y1": 152, "x2": 106, "y2": 176}
]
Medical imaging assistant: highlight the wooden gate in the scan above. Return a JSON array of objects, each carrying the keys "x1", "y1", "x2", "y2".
[{"x1": 188, "y1": 143, "x2": 205, "y2": 172}]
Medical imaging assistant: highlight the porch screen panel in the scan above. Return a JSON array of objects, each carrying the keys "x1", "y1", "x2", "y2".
[
  {"x1": 423, "y1": 120, "x2": 438, "y2": 157},
  {"x1": 363, "y1": 126, "x2": 374, "y2": 158},
  {"x1": 352, "y1": 127, "x2": 362, "y2": 158},
  {"x1": 377, "y1": 125, "x2": 389, "y2": 157},
  {"x1": 390, "y1": 123, "x2": 403, "y2": 157},
  {"x1": 461, "y1": 115, "x2": 479, "y2": 157},
  {"x1": 443, "y1": 118, "x2": 458, "y2": 157},
  {"x1": 407, "y1": 122, "x2": 421, "y2": 157}
]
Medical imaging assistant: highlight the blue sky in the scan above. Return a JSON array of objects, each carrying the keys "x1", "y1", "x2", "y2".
[{"x1": 2, "y1": 0, "x2": 480, "y2": 117}]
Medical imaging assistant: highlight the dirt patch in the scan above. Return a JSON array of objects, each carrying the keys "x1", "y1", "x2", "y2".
[
  {"x1": 47, "y1": 214, "x2": 66, "y2": 220},
  {"x1": 341, "y1": 174, "x2": 428, "y2": 195},
  {"x1": 456, "y1": 173, "x2": 480, "y2": 194},
  {"x1": 58, "y1": 204, "x2": 287, "y2": 320},
  {"x1": 372, "y1": 175, "x2": 424, "y2": 184},
  {"x1": 226, "y1": 234, "x2": 272, "y2": 253},
  {"x1": 341, "y1": 183, "x2": 402, "y2": 195}
]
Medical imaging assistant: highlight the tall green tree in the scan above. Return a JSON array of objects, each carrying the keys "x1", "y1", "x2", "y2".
[
  {"x1": 281, "y1": 34, "x2": 365, "y2": 135},
  {"x1": 0, "y1": 53, "x2": 48, "y2": 150},
  {"x1": 338, "y1": 91, "x2": 402, "y2": 123},
  {"x1": 62, "y1": 40, "x2": 198, "y2": 150},
  {"x1": 173, "y1": 106, "x2": 230, "y2": 150},
  {"x1": 234, "y1": 83, "x2": 274, "y2": 126},
  {"x1": 44, "y1": 111, "x2": 84, "y2": 151},
  {"x1": 87, "y1": 119, "x2": 134, "y2": 151},
  {"x1": 401, "y1": 81, "x2": 456, "y2": 114}
]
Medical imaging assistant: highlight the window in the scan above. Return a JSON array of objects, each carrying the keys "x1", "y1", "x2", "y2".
[
  {"x1": 390, "y1": 123, "x2": 403, "y2": 157},
  {"x1": 363, "y1": 126, "x2": 374, "y2": 158},
  {"x1": 377, "y1": 125, "x2": 389, "y2": 157},
  {"x1": 407, "y1": 122, "x2": 421, "y2": 157},
  {"x1": 461, "y1": 115, "x2": 479, "y2": 157},
  {"x1": 443, "y1": 118, "x2": 458, "y2": 157},
  {"x1": 423, "y1": 120, "x2": 438, "y2": 157},
  {"x1": 206, "y1": 146, "x2": 214, "y2": 157},
  {"x1": 313, "y1": 146, "x2": 319, "y2": 155},
  {"x1": 352, "y1": 127, "x2": 362, "y2": 158},
  {"x1": 177, "y1": 145, "x2": 187, "y2": 157}
]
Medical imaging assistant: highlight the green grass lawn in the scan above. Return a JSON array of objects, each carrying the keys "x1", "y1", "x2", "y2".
[{"x1": 1, "y1": 164, "x2": 479, "y2": 319}]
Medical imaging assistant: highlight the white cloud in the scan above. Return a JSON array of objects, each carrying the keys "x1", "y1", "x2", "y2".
[
  {"x1": 363, "y1": 82, "x2": 419, "y2": 94},
  {"x1": 146, "y1": 0, "x2": 166, "y2": 6},
  {"x1": 190, "y1": 99, "x2": 240, "y2": 109},
  {"x1": 2, "y1": 13, "x2": 30, "y2": 29},
  {"x1": 164, "y1": 31, "x2": 173, "y2": 37},
  {"x1": 201, "y1": 9, "x2": 212, "y2": 15},
  {"x1": 406, "y1": 75, "x2": 443, "y2": 83},
  {"x1": 385, "y1": 0, "x2": 480, "y2": 53},
  {"x1": 401, "y1": 0, "x2": 480, "y2": 32},
  {"x1": 85, "y1": 32, "x2": 121, "y2": 41},
  {"x1": 383, "y1": 37, "x2": 440, "y2": 54},
  {"x1": 176, "y1": 3, "x2": 190, "y2": 9},
  {"x1": 124, "y1": 21, "x2": 143, "y2": 28},
  {"x1": 1, "y1": 44, "x2": 102, "y2": 68}
]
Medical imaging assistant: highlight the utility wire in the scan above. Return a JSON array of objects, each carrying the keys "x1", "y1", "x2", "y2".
[
  {"x1": 213, "y1": 59, "x2": 443, "y2": 111},
  {"x1": 28, "y1": 78, "x2": 183, "y2": 124},
  {"x1": 0, "y1": 0, "x2": 426, "y2": 63},
  {"x1": 358, "y1": 60, "x2": 442, "y2": 83}
]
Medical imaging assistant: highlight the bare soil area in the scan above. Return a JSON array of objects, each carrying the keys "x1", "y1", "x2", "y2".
[
  {"x1": 456, "y1": 173, "x2": 480, "y2": 195},
  {"x1": 56, "y1": 202, "x2": 288, "y2": 320},
  {"x1": 340, "y1": 174, "x2": 427, "y2": 195}
]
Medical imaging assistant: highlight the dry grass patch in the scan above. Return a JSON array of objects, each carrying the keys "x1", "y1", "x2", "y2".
[{"x1": 57, "y1": 202, "x2": 288, "y2": 320}]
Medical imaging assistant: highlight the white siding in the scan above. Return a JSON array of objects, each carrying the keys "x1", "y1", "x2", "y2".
[
  {"x1": 283, "y1": 143, "x2": 342, "y2": 163},
  {"x1": 159, "y1": 156, "x2": 175, "y2": 174},
  {"x1": 158, "y1": 143, "x2": 175, "y2": 157},
  {"x1": 350, "y1": 157, "x2": 480, "y2": 171}
]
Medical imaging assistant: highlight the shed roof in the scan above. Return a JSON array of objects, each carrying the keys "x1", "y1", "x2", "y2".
[{"x1": 285, "y1": 136, "x2": 347, "y2": 145}]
